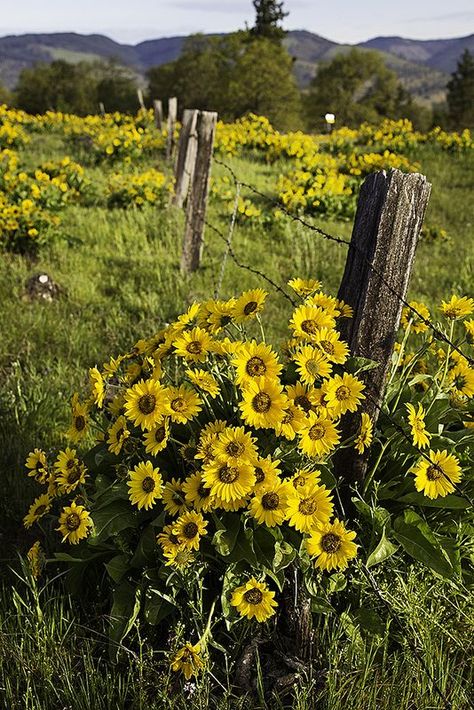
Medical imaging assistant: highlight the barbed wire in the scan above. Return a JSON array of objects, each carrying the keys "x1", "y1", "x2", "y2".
[{"x1": 213, "y1": 157, "x2": 474, "y2": 367}]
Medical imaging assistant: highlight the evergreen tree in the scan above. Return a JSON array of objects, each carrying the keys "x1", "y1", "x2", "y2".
[
  {"x1": 251, "y1": 0, "x2": 288, "y2": 43},
  {"x1": 447, "y1": 49, "x2": 474, "y2": 129}
]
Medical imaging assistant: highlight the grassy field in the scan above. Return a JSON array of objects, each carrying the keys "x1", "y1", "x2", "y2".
[{"x1": 0, "y1": 121, "x2": 473, "y2": 708}]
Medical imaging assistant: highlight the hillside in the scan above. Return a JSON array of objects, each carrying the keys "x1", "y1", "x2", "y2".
[{"x1": 0, "y1": 29, "x2": 472, "y2": 103}]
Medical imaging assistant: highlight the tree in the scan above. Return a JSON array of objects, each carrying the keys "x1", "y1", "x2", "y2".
[
  {"x1": 251, "y1": 0, "x2": 288, "y2": 43},
  {"x1": 304, "y1": 49, "x2": 416, "y2": 129},
  {"x1": 447, "y1": 49, "x2": 474, "y2": 129},
  {"x1": 15, "y1": 61, "x2": 95, "y2": 114},
  {"x1": 0, "y1": 82, "x2": 12, "y2": 106},
  {"x1": 95, "y1": 60, "x2": 139, "y2": 113}
]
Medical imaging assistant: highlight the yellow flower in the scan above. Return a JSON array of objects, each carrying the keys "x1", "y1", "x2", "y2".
[
  {"x1": 287, "y1": 277, "x2": 322, "y2": 296},
  {"x1": 25, "y1": 448, "x2": 48, "y2": 483},
  {"x1": 56, "y1": 502, "x2": 93, "y2": 544},
  {"x1": 411, "y1": 450, "x2": 462, "y2": 498},
  {"x1": 273, "y1": 402, "x2": 306, "y2": 440},
  {"x1": 464, "y1": 319, "x2": 474, "y2": 343},
  {"x1": 285, "y1": 382, "x2": 318, "y2": 414},
  {"x1": 249, "y1": 480, "x2": 288, "y2": 527},
  {"x1": 322, "y1": 373, "x2": 365, "y2": 417},
  {"x1": 173, "y1": 326, "x2": 215, "y2": 363},
  {"x1": 307, "y1": 519, "x2": 358, "y2": 571},
  {"x1": 23, "y1": 493, "x2": 52, "y2": 529},
  {"x1": 285, "y1": 469, "x2": 320, "y2": 491},
  {"x1": 67, "y1": 393, "x2": 89, "y2": 442},
  {"x1": 56, "y1": 460, "x2": 87, "y2": 494},
  {"x1": 54, "y1": 447, "x2": 79, "y2": 475},
  {"x1": 233, "y1": 289, "x2": 267, "y2": 322},
  {"x1": 290, "y1": 304, "x2": 335, "y2": 341},
  {"x1": 354, "y1": 412, "x2": 373, "y2": 453},
  {"x1": 27, "y1": 541, "x2": 45, "y2": 579},
  {"x1": 400, "y1": 301, "x2": 430, "y2": 333},
  {"x1": 298, "y1": 413, "x2": 340, "y2": 458},
  {"x1": 202, "y1": 298, "x2": 236, "y2": 333},
  {"x1": 252, "y1": 455, "x2": 281, "y2": 492},
  {"x1": 293, "y1": 345, "x2": 332, "y2": 385},
  {"x1": 167, "y1": 385, "x2": 202, "y2": 424},
  {"x1": 213, "y1": 425, "x2": 258, "y2": 465},
  {"x1": 239, "y1": 377, "x2": 287, "y2": 430},
  {"x1": 449, "y1": 362, "x2": 474, "y2": 398},
  {"x1": 202, "y1": 460, "x2": 255, "y2": 502},
  {"x1": 231, "y1": 341, "x2": 282, "y2": 385},
  {"x1": 157, "y1": 523, "x2": 182, "y2": 551},
  {"x1": 185, "y1": 368, "x2": 219, "y2": 397},
  {"x1": 312, "y1": 328, "x2": 349, "y2": 364},
  {"x1": 143, "y1": 418, "x2": 170, "y2": 455},
  {"x1": 107, "y1": 415, "x2": 129, "y2": 455},
  {"x1": 406, "y1": 403, "x2": 431, "y2": 448},
  {"x1": 127, "y1": 461, "x2": 163, "y2": 510},
  {"x1": 124, "y1": 378, "x2": 169, "y2": 430},
  {"x1": 182, "y1": 471, "x2": 215, "y2": 512},
  {"x1": 172, "y1": 511, "x2": 208, "y2": 550},
  {"x1": 170, "y1": 642, "x2": 204, "y2": 680},
  {"x1": 231, "y1": 578, "x2": 277, "y2": 622},
  {"x1": 162, "y1": 478, "x2": 188, "y2": 516},
  {"x1": 89, "y1": 367, "x2": 105, "y2": 407},
  {"x1": 440, "y1": 295, "x2": 474, "y2": 320},
  {"x1": 286, "y1": 483, "x2": 333, "y2": 532},
  {"x1": 163, "y1": 545, "x2": 195, "y2": 568}
]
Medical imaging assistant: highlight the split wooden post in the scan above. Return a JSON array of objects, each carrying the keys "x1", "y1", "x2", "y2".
[
  {"x1": 334, "y1": 169, "x2": 431, "y2": 487},
  {"x1": 173, "y1": 109, "x2": 199, "y2": 208},
  {"x1": 180, "y1": 110, "x2": 218, "y2": 273},
  {"x1": 137, "y1": 88, "x2": 146, "y2": 111},
  {"x1": 166, "y1": 97, "x2": 178, "y2": 161},
  {"x1": 153, "y1": 99, "x2": 163, "y2": 130}
]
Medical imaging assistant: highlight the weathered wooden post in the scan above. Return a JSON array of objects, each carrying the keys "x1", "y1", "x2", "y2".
[
  {"x1": 173, "y1": 109, "x2": 199, "y2": 208},
  {"x1": 99, "y1": 102, "x2": 105, "y2": 116},
  {"x1": 153, "y1": 99, "x2": 163, "y2": 130},
  {"x1": 137, "y1": 88, "x2": 146, "y2": 111},
  {"x1": 334, "y1": 169, "x2": 431, "y2": 487},
  {"x1": 180, "y1": 111, "x2": 218, "y2": 273},
  {"x1": 166, "y1": 97, "x2": 178, "y2": 161}
]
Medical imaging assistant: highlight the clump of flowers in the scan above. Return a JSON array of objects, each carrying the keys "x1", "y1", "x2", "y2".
[{"x1": 107, "y1": 169, "x2": 170, "y2": 208}]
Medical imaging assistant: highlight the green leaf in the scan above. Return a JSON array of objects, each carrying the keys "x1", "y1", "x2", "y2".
[
  {"x1": 212, "y1": 514, "x2": 241, "y2": 556},
  {"x1": 393, "y1": 518, "x2": 454, "y2": 579},
  {"x1": 130, "y1": 526, "x2": 158, "y2": 567},
  {"x1": 352, "y1": 608, "x2": 386, "y2": 639},
  {"x1": 143, "y1": 587, "x2": 175, "y2": 625},
  {"x1": 253, "y1": 526, "x2": 277, "y2": 568},
  {"x1": 345, "y1": 356, "x2": 379, "y2": 374},
  {"x1": 89, "y1": 500, "x2": 136, "y2": 543},
  {"x1": 109, "y1": 582, "x2": 140, "y2": 660},
  {"x1": 226, "y1": 528, "x2": 258, "y2": 566},
  {"x1": 366, "y1": 529, "x2": 398, "y2": 568},
  {"x1": 398, "y1": 492, "x2": 470, "y2": 509},
  {"x1": 310, "y1": 597, "x2": 335, "y2": 615},
  {"x1": 273, "y1": 540, "x2": 296, "y2": 573},
  {"x1": 105, "y1": 554, "x2": 130, "y2": 583}
]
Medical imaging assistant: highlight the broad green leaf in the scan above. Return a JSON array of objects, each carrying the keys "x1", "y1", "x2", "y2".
[
  {"x1": 109, "y1": 582, "x2": 140, "y2": 660},
  {"x1": 105, "y1": 554, "x2": 130, "y2": 583},
  {"x1": 143, "y1": 587, "x2": 175, "y2": 625},
  {"x1": 398, "y1": 492, "x2": 469, "y2": 509},
  {"x1": 226, "y1": 528, "x2": 258, "y2": 566},
  {"x1": 366, "y1": 529, "x2": 398, "y2": 568},
  {"x1": 352, "y1": 608, "x2": 386, "y2": 639},
  {"x1": 89, "y1": 500, "x2": 136, "y2": 543},
  {"x1": 212, "y1": 514, "x2": 241, "y2": 556},
  {"x1": 310, "y1": 597, "x2": 335, "y2": 615},
  {"x1": 393, "y1": 518, "x2": 453, "y2": 579},
  {"x1": 273, "y1": 540, "x2": 296, "y2": 573},
  {"x1": 253, "y1": 526, "x2": 276, "y2": 568},
  {"x1": 130, "y1": 526, "x2": 157, "y2": 567}
]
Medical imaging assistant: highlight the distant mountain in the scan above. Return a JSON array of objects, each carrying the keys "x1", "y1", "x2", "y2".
[{"x1": 0, "y1": 30, "x2": 473, "y2": 104}]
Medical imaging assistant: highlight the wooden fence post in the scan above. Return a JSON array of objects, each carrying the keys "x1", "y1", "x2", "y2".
[
  {"x1": 137, "y1": 88, "x2": 146, "y2": 111},
  {"x1": 334, "y1": 169, "x2": 431, "y2": 487},
  {"x1": 180, "y1": 111, "x2": 218, "y2": 273},
  {"x1": 166, "y1": 97, "x2": 178, "y2": 161},
  {"x1": 153, "y1": 99, "x2": 163, "y2": 130},
  {"x1": 173, "y1": 109, "x2": 199, "y2": 208}
]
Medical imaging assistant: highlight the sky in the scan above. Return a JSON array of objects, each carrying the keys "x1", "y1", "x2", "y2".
[{"x1": 1, "y1": 0, "x2": 473, "y2": 45}]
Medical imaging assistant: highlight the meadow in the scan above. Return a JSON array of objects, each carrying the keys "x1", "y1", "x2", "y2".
[{"x1": 0, "y1": 107, "x2": 473, "y2": 709}]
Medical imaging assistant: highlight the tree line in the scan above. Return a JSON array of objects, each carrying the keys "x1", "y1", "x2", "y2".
[{"x1": 0, "y1": 0, "x2": 473, "y2": 131}]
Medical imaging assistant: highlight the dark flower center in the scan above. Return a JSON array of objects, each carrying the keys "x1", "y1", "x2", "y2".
[
  {"x1": 138, "y1": 394, "x2": 156, "y2": 415},
  {"x1": 252, "y1": 392, "x2": 272, "y2": 413},
  {"x1": 299, "y1": 498, "x2": 318, "y2": 515},
  {"x1": 319, "y1": 340, "x2": 334, "y2": 355},
  {"x1": 183, "y1": 522, "x2": 199, "y2": 538},
  {"x1": 65, "y1": 513, "x2": 81, "y2": 531},
  {"x1": 197, "y1": 484, "x2": 211, "y2": 499},
  {"x1": 142, "y1": 476, "x2": 156, "y2": 492},
  {"x1": 321, "y1": 533, "x2": 342, "y2": 553},
  {"x1": 218, "y1": 465, "x2": 240, "y2": 484},
  {"x1": 243, "y1": 588, "x2": 263, "y2": 604},
  {"x1": 335, "y1": 385, "x2": 350, "y2": 401},
  {"x1": 308, "y1": 424, "x2": 325, "y2": 441},
  {"x1": 301, "y1": 319, "x2": 318, "y2": 335},
  {"x1": 75, "y1": 415, "x2": 86, "y2": 431},
  {"x1": 427, "y1": 465, "x2": 443, "y2": 481},
  {"x1": 226, "y1": 441, "x2": 245, "y2": 457},
  {"x1": 294, "y1": 395, "x2": 312, "y2": 412},
  {"x1": 243, "y1": 301, "x2": 258, "y2": 316},
  {"x1": 262, "y1": 492, "x2": 280, "y2": 510},
  {"x1": 170, "y1": 397, "x2": 185, "y2": 412},
  {"x1": 254, "y1": 467, "x2": 265, "y2": 483},
  {"x1": 187, "y1": 341, "x2": 203, "y2": 355},
  {"x1": 246, "y1": 356, "x2": 266, "y2": 377},
  {"x1": 154, "y1": 425, "x2": 167, "y2": 443},
  {"x1": 35, "y1": 504, "x2": 47, "y2": 516}
]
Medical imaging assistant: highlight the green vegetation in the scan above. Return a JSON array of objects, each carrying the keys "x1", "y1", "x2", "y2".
[{"x1": 447, "y1": 49, "x2": 474, "y2": 129}]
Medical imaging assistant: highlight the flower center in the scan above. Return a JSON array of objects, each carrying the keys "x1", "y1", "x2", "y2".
[
  {"x1": 67, "y1": 466, "x2": 82, "y2": 484},
  {"x1": 254, "y1": 467, "x2": 265, "y2": 483},
  {"x1": 335, "y1": 385, "x2": 350, "y2": 401},
  {"x1": 306, "y1": 359, "x2": 321, "y2": 376},
  {"x1": 301, "y1": 319, "x2": 319, "y2": 335},
  {"x1": 226, "y1": 441, "x2": 245, "y2": 457},
  {"x1": 66, "y1": 458, "x2": 75, "y2": 469},
  {"x1": 252, "y1": 392, "x2": 272, "y2": 413},
  {"x1": 321, "y1": 533, "x2": 342, "y2": 553},
  {"x1": 298, "y1": 497, "x2": 318, "y2": 515},
  {"x1": 35, "y1": 504, "x2": 47, "y2": 516},
  {"x1": 155, "y1": 425, "x2": 167, "y2": 442},
  {"x1": 170, "y1": 397, "x2": 185, "y2": 412},
  {"x1": 246, "y1": 356, "x2": 266, "y2": 377},
  {"x1": 308, "y1": 424, "x2": 325, "y2": 440},
  {"x1": 262, "y1": 492, "x2": 280, "y2": 510},
  {"x1": 218, "y1": 465, "x2": 240, "y2": 484},
  {"x1": 243, "y1": 301, "x2": 258, "y2": 316},
  {"x1": 187, "y1": 341, "x2": 202, "y2": 355},
  {"x1": 75, "y1": 415, "x2": 86, "y2": 431},
  {"x1": 294, "y1": 395, "x2": 312, "y2": 412},
  {"x1": 138, "y1": 394, "x2": 156, "y2": 415},
  {"x1": 454, "y1": 375, "x2": 466, "y2": 390},
  {"x1": 282, "y1": 408, "x2": 294, "y2": 424},
  {"x1": 142, "y1": 476, "x2": 156, "y2": 492},
  {"x1": 243, "y1": 588, "x2": 263, "y2": 605},
  {"x1": 427, "y1": 464, "x2": 443, "y2": 481},
  {"x1": 65, "y1": 513, "x2": 81, "y2": 531},
  {"x1": 183, "y1": 522, "x2": 199, "y2": 538},
  {"x1": 197, "y1": 484, "x2": 211, "y2": 499},
  {"x1": 319, "y1": 340, "x2": 334, "y2": 355}
]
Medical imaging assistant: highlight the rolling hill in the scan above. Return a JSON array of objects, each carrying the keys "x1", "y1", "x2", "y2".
[{"x1": 0, "y1": 30, "x2": 473, "y2": 104}]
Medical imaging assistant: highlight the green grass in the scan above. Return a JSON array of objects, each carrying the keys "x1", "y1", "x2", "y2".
[{"x1": 1, "y1": 128, "x2": 473, "y2": 708}]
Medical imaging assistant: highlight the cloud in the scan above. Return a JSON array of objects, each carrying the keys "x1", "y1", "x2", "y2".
[
  {"x1": 407, "y1": 11, "x2": 474, "y2": 23},
  {"x1": 168, "y1": 0, "x2": 249, "y2": 13}
]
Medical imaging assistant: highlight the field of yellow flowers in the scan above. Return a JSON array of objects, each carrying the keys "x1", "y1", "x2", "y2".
[{"x1": 0, "y1": 105, "x2": 473, "y2": 709}]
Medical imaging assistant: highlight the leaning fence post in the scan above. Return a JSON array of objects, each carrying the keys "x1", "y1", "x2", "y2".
[
  {"x1": 173, "y1": 109, "x2": 199, "y2": 208},
  {"x1": 137, "y1": 88, "x2": 146, "y2": 111},
  {"x1": 166, "y1": 97, "x2": 178, "y2": 161},
  {"x1": 153, "y1": 99, "x2": 163, "y2": 130},
  {"x1": 334, "y1": 169, "x2": 431, "y2": 487},
  {"x1": 180, "y1": 110, "x2": 218, "y2": 273}
]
